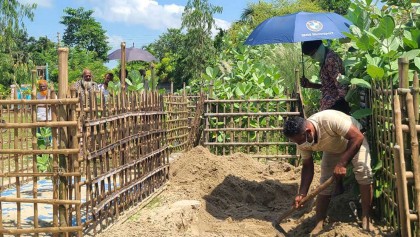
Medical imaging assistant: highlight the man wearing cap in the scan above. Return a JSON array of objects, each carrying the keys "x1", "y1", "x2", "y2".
[{"x1": 300, "y1": 40, "x2": 350, "y2": 115}]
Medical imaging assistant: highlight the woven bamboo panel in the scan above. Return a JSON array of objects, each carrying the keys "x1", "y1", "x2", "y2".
[
  {"x1": 163, "y1": 95, "x2": 189, "y2": 152},
  {"x1": 370, "y1": 78, "x2": 399, "y2": 230},
  {"x1": 203, "y1": 98, "x2": 301, "y2": 161},
  {"x1": 78, "y1": 90, "x2": 169, "y2": 235},
  {"x1": 0, "y1": 88, "x2": 81, "y2": 236},
  {"x1": 371, "y1": 58, "x2": 420, "y2": 236},
  {"x1": 0, "y1": 106, "x2": 33, "y2": 191}
]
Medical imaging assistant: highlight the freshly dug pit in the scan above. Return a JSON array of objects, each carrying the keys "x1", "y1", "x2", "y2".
[{"x1": 99, "y1": 146, "x2": 395, "y2": 237}]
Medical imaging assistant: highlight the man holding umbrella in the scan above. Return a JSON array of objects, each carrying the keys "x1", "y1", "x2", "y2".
[
  {"x1": 244, "y1": 12, "x2": 354, "y2": 115},
  {"x1": 300, "y1": 40, "x2": 351, "y2": 115}
]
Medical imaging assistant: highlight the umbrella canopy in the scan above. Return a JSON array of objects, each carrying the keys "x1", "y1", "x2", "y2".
[
  {"x1": 107, "y1": 47, "x2": 157, "y2": 62},
  {"x1": 244, "y1": 12, "x2": 353, "y2": 77},
  {"x1": 244, "y1": 11, "x2": 353, "y2": 45}
]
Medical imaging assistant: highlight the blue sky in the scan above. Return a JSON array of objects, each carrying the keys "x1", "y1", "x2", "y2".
[{"x1": 20, "y1": 0, "x2": 258, "y2": 52}]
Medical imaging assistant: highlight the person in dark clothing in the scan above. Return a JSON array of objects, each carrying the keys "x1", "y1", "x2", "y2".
[{"x1": 300, "y1": 40, "x2": 351, "y2": 115}]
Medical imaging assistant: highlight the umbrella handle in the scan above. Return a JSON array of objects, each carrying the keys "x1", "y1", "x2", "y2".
[{"x1": 301, "y1": 44, "x2": 305, "y2": 78}]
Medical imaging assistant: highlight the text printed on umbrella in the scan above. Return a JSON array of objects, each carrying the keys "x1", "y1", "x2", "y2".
[{"x1": 301, "y1": 32, "x2": 334, "y2": 37}]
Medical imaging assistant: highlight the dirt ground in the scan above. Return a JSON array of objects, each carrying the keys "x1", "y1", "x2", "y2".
[{"x1": 98, "y1": 146, "x2": 395, "y2": 237}]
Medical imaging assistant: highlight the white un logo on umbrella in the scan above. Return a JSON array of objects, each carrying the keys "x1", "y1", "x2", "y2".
[{"x1": 306, "y1": 20, "x2": 323, "y2": 32}]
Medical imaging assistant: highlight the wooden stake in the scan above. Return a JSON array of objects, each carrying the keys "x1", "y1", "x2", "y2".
[
  {"x1": 393, "y1": 93, "x2": 411, "y2": 237},
  {"x1": 58, "y1": 47, "x2": 69, "y2": 234}
]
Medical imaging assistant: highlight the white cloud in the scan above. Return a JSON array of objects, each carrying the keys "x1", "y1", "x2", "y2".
[
  {"x1": 212, "y1": 18, "x2": 231, "y2": 36},
  {"x1": 91, "y1": 0, "x2": 184, "y2": 30},
  {"x1": 107, "y1": 34, "x2": 125, "y2": 49},
  {"x1": 18, "y1": 0, "x2": 53, "y2": 8},
  {"x1": 214, "y1": 18, "x2": 231, "y2": 31}
]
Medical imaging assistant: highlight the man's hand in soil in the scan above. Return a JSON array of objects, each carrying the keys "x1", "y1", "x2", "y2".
[{"x1": 294, "y1": 194, "x2": 306, "y2": 208}]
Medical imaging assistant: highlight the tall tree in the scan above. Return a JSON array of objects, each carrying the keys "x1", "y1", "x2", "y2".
[
  {"x1": 318, "y1": 0, "x2": 351, "y2": 15},
  {"x1": 149, "y1": 28, "x2": 186, "y2": 60},
  {"x1": 0, "y1": 0, "x2": 36, "y2": 87},
  {"x1": 180, "y1": 0, "x2": 222, "y2": 85},
  {"x1": 147, "y1": 28, "x2": 186, "y2": 85},
  {"x1": 0, "y1": 0, "x2": 35, "y2": 52},
  {"x1": 60, "y1": 7, "x2": 110, "y2": 61}
]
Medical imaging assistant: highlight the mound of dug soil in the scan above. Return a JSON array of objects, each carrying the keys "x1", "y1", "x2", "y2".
[{"x1": 99, "y1": 146, "x2": 394, "y2": 237}]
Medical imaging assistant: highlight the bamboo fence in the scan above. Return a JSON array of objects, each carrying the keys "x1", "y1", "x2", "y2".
[
  {"x1": 0, "y1": 48, "x2": 170, "y2": 236},
  {"x1": 0, "y1": 98, "x2": 33, "y2": 191},
  {"x1": 391, "y1": 58, "x2": 420, "y2": 237},
  {"x1": 0, "y1": 50, "x2": 83, "y2": 236},
  {"x1": 77, "y1": 89, "x2": 169, "y2": 236},
  {"x1": 203, "y1": 98, "x2": 301, "y2": 161},
  {"x1": 163, "y1": 94, "x2": 189, "y2": 152},
  {"x1": 369, "y1": 58, "x2": 420, "y2": 236},
  {"x1": 370, "y1": 73, "x2": 399, "y2": 231}
]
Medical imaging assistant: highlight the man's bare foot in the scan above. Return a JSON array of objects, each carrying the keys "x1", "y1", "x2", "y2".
[
  {"x1": 310, "y1": 220, "x2": 324, "y2": 235},
  {"x1": 362, "y1": 216, "x2": 371, "y2": 232}
]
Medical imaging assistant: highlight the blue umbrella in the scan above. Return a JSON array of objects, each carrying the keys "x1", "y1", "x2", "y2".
[
  {"x1": 244, "y1": 11, "x2": 353, "y2": 76},
  {"x1": 245, "y1": 11, "x2": 352, "y2": 45}
]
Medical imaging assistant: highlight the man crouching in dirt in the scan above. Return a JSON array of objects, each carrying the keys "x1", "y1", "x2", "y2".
[{"x1": 283, "y1": 110, "x2": 373, "y2": 235}]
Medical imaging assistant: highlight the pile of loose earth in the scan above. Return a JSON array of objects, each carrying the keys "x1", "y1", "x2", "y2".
[{"x1": 99, "y1": 146, "x2": 393, "y2": 237}]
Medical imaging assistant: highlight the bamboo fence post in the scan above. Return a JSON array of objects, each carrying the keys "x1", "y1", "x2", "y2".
[
  {"x1": 413, "y1": 72, "x2": 419, "y2": 122},
  {"x1": 120, "y1": 42, "x2": 126, "y2": 92},
  {"x1": 31, "y1": 69, "x2": 40, "y2": 236},
  {"x1": 58, "y1": 47, "x2": 69, "y2": 234},
  {"x1": 393, "y1": 93, "x2": 411, "y2": 237},
  {"x1": 13, "y1": 84, "x2": 22, "y2": 235},
  {"x1": 70, "y1": 88, "x2": 82, "y2": 236},
  {"x1": 51, "y1": 88, "x2": 59, "y2": 237},
  {"x1": 406, "y1": 93, "x2": 420, "y2": 235},
  {"x1": 151, "y1": 63, "x2": 155, "y2": 91},
  {"x1": 399, "y1": 58, "x2": 409, "y2": 89}
]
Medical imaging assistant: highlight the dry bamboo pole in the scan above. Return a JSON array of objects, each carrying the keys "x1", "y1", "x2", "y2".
[
  {"x1": 393, "y1": 93, "x2": 411, "y2": 237},
  {"x1": 58, "y1": 47, "x2": 69, "y2": 235},
  {"x1": 70, "y1": 89, "x2": 82, "y2": 236},
  {"x1": 247, "y1": 101, "x2": 250, "y2": 154},
  {"x1": 229, "y1": 102, "x2": 234, "y2": 155},
  {"x1": 256, "y1": 101, "x2": 260, "y2": 157},
  {"x1": 0, "y1": 120, "x2": 3, "y2": 236},
  {"x1": 0, "y1": 121, "x2": 77, "y2": 128},
  {"x1": 31, "y1": 69, "x2": 39, "y2": 236},
  {"x1": 89, "y1": 90, "x2": 99, "y2": 235},
  {"x1": 204, "y1": 112, "x2": 300, "y2": 116},
  {"x1": 406, "y1": 92, "x2": 420, "y2": 235},
  {"x1": 120, "y1": 42, "x2": 126, "y2": 93},
  {"x1": 151, "y1": 63, "x2": 155, "y2": 91},
  {"x1": 8, "y1": 103, "x2": 11, "y2": 188},
  {"x1": 379, "y1": 79, "x2": 391, "y2": 219},
  {"x1": 13, "y1": 87, "x2": 22, "y2": 234},
  {"x1": 0, "y1": 226, "x2": 82, "y2": 235},
  {"x1": 205, "y1": 98, "x2": 210, "y2": 150},
  {"x1": 413, "y1": 72, "x2": 419, "y2": 122},
  {"x1": 0, "y1": 149, "x2": 78, "y2": 155},
  {"x1": 399, "y1": 58, "x2": 409, "y2": 89},
  {"x1": 51, "y1": 89, "x2": 59, "y2": 237},
  {"x1": 0, "y1": 98, "x2": 79, "y2": 105},
  {"x1": 0, "y1": 197, "x2": 80, "y2": 204}
]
